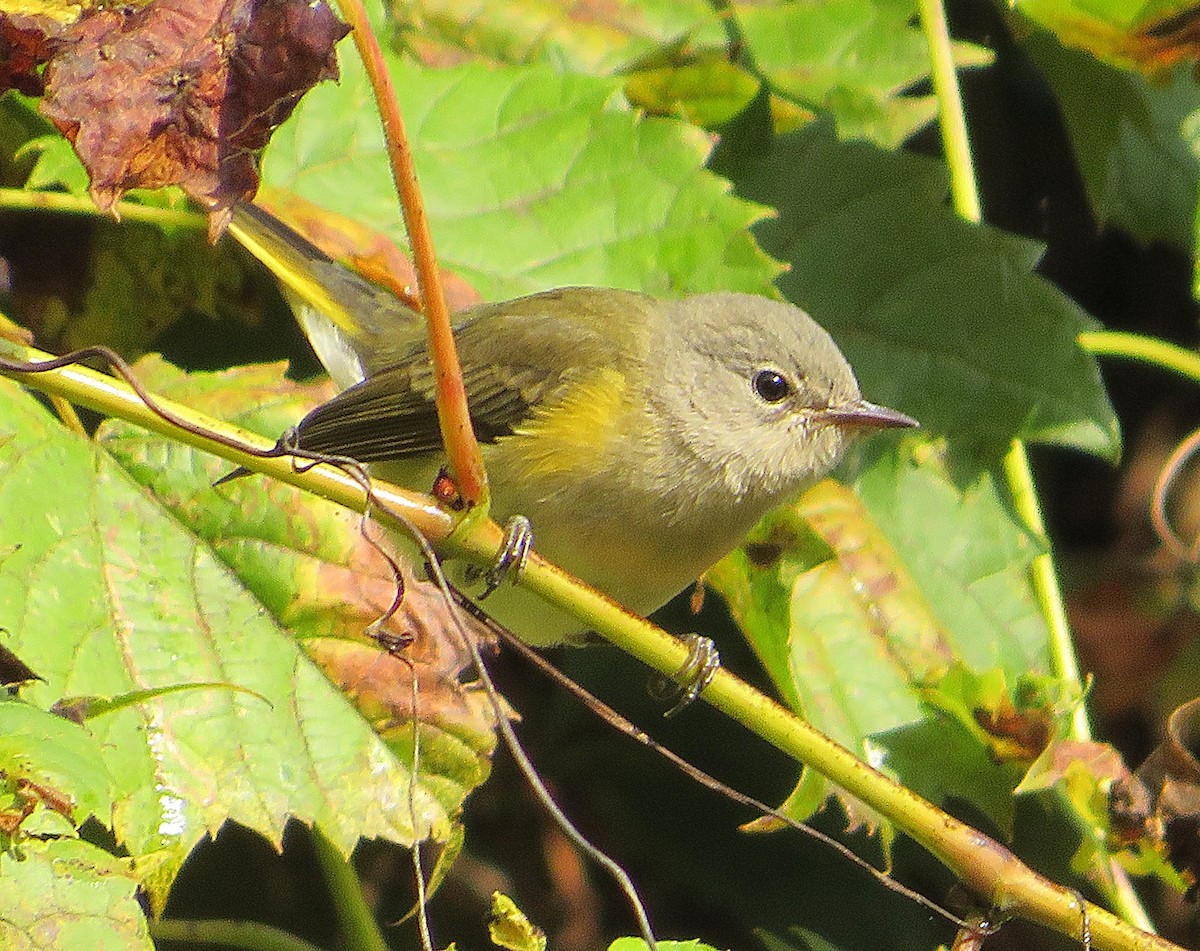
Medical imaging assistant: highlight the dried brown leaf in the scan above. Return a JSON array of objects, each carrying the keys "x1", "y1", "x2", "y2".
[
  {"x1": 39, "y1": 0, "x2": 348, "y2": 225},
  {"x1": 0, "y1": 11, "x2": 63, "y2": 95},
  {"x1": 1111, "y1": 696, "x2": 1200, "y2": 893}
]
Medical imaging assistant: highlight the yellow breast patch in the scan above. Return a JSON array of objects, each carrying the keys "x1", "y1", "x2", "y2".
[{"x1": 497, "y1": 366, "x2": 628, "y2": 480}]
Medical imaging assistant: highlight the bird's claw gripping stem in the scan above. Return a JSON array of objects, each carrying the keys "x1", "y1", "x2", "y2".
[
  {"x1": 655, "y1": 633, "x2": 721, "y2": 716},
  {"x1": 479, "y1": 515, "x2": 533, "y2": 599}
]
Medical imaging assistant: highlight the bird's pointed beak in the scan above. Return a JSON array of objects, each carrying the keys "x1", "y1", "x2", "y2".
[{"x1": 818, "y1": 399, "x2": 919, "y2": 430}]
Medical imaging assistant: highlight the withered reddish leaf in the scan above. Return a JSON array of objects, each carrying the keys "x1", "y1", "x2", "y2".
[
  {"x1": 972, "y1": 702, "x2": 1052, "y2": 764},
  {"x1": 1110, "y1": 696, "x2": 1200, "y2": 893},
  {"x1": 0, "y1": 12, "x2": 65, "y2": 96},
  {"x1": 0, "y1": 777, "x2": 74, "y2": 836},
  {"x1": 40, "y1": 0, "x2": 348, "y2": 227},
  {"x1": 1017, "y1": 739, "x2": 1130, "y2": 795}
]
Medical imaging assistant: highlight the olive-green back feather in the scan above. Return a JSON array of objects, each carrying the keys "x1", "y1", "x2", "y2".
[{"x1": 294, "y1": 287, "x2": 654, "y2": 463}]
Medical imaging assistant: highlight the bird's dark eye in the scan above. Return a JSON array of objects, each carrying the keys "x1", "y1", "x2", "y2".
[{"x1": 753, "y1": 369, "x2": 791, "y2": 403}]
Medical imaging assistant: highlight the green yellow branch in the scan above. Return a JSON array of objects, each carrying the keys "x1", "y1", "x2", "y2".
[{"x1": 0, "y1": 338, "x2": 1179, "y2": 951}]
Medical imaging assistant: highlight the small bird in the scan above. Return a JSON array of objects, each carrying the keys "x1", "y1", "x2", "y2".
[{"x1": 230, "y1": 203, "x2": 917, "y2": 648}]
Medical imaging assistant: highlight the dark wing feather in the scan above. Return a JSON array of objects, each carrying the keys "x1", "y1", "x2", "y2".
[
  {"x1": 295, "y1": 362, "x2": 551, "y2": 462},
  {"x1": 293, "y1": 364, "x2": 445, "y2": 461}
]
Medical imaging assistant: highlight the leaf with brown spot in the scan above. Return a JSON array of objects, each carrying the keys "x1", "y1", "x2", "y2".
[
  {"x1": 3, "y1": 379, "x2": 450, "y2": 912},
  {"x1": 38, "y1": 0, "x2": 348, "y2": 225},
  {"x1": 920, "y1": 664, "x2": 1064, "y2": 766},
  {"x1": 707, "y1": 480, "x2": 940, "y2": 827},
  {"x1": 395, "y1": 0, "x2": 719, "y2": 74},
  {"x1": 0, "y1": 353, "x2": 495, "y2": 903},
  {"x1": 1014, "y1": 0, "x2": 1200, "y2": 76},
  {"x1": 1109, "y1": 695, "x2": 1200, "y2": 895},
  {"x1": 96, "y1": 356, "x2": 499, "y2": 777},
  {"x1": 1017, "y1": 739, "x2": 1130, "y2": 796},
  {"x1": 1014, "y1": 738, "x2": 1133, "y2": 866},
  {"x1": 0, "y1": 10, "x2": 64, "y2": 96},
  {"x1": 708, "y1": 437, "x2": 1060, "y2": 832},
  {"x1": 255, "y1": 189, "x2": 484, "y2": 314}
]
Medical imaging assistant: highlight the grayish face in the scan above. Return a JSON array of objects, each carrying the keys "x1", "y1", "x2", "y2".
[{"x1": 649, "y1": 292, "x2": 864, "y2": 505}]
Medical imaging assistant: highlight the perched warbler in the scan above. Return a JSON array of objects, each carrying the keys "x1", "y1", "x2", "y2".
[{"x1": 229, "y1": 203, "x2": 916, "y2": 647}]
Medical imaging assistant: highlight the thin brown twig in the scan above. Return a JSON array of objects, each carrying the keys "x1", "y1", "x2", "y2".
[
  {"x1": 334, "y1": 0, "x2": 487, "y2": 505},
  {"x1": 402, "y1": 647, "x2": 433, "y2": 951},
  {"x1": 344, "y1": 512, "x2": 433, "y2": 951}
]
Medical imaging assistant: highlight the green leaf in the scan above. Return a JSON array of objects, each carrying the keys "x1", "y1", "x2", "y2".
[
  {"x1": 98, "y1": 358, "x2": 498, "y2": 798},
  {"x1": 0, "y1": 838, "x2": 152, "y2": 951},
  {"x1": 1023, "y1": 32, "x2": 1200, "y2": 255},
  {"x1": 708, "y1": 436, "x2": 1057, "y2": 824},
  {"x1": 758, "y1": 928, "x2": 848, "y2": 951},
  {"x1": 1015, "y1": 0, "x2": 1185, "y2": 33},
  {"x1": 731, "y1": 122, "x2": 1120, "y2": 463},
  {"x1": 488, "y1": 893, "x2": 547, "y2": 951},
  {"x1": 0, "y1": 698, "x2": 114, "y2": 828},
  {"x1": 609, "y1": 940, "x2": 719, "y2": 951},
  {"x1": 63, "y1": 221, "x2": 243, "y2": 357},
  {"x1": 852, "y1": 445, "x2": 1053, "y2": 675},
  {"x1": 388, "y1": 1, "x2": 767, "y2": 133},
  {"x1": 18, "y1": 133, "x2": 90, "y2": 195},
  {"x1": 704, "y1": 478, "x2": 920, "y2": 824},
  {"x1": 1012, "y1": 0, "x2": 1198, "y2": 73},
  {"x1": 0, "y1": 370, "x2": 478, "y2": 891},
  {"x1": 263, "y1": 56, "x2": 780, "y2": 301},
  {"x1": 392, "y1": 0, "x2": 724, "y2": 73},
  {"x1": 711, "y1": 485, "x2": 927, "y2": 754},
  {"x1": 625, "y1": 56, "x2": 763, "y2": 128},
  {"x1": 732, "y1": 0, "x2": 992, "y2": 147},
  {"x1": 872, "y1": 714, "x2": 1024, "y2": 837}
]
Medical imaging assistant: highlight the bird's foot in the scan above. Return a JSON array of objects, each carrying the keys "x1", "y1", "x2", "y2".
[
  {"x1": 478, "y1": 515, "x2": 533, "y2": 599},
  {"x1": 654, "y1": 633, "x2": 721, "y2": 717}
]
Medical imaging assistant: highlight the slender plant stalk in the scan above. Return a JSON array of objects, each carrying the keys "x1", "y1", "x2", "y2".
[
  {"x1": 309, "y1": 827, "x2": 390, "y2": 951},
  {"x1": 0, "y1": 344, "x2": 1181, "y2": 951},
  {"x1": 150, "y1": 918, "x2": 325, "y2": 951},
  {"x1": 334, "y1": 0, "x2": 488, "y2": 505},
  {"x1": 920, "y1": 0, "x2": 1092, "y2": 740},
  {"x1": 916, "y1": 0, "x2": 1157, "y2": 933},
  {"x1": 1002, "y1": 441, "x2": 1091, "y2": 737},
  {"x1": 918, "y1": 0, "x2": 981, "y2": 224},
  {"x1": 0, "y1": 185, "x2": 206, "y2": 228},
  {"x1": 0, "y1": 339, "x2": 455, "y2": 542},
  {"x1": 1080, "y1": 330, "x2": 1200, "y2": 381}
]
